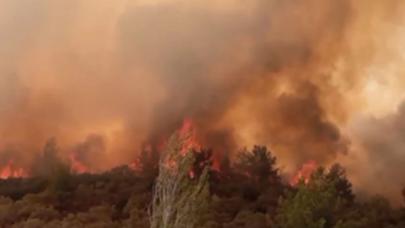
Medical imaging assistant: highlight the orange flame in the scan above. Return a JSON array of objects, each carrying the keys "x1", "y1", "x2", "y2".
[
  {"x1": 128, "y1": 144, "x2": 151, "y2": 172},
  {"x1": 179, "y1": 118, "x2": 201, "y2": 155},
  {"x1": 290, "y1": 160, "x2": 318, "y2": 186},
  {"x1": 129, "y1": 159, "x2": 141, "y2": 172},
  {"x1": 0, "y1": 160, "x2": 28, "y2": 179},
  {"x1": 154, "y1": 118, "x2": 203, "y2": 178},
  {"x1": 69, "y1": 153, "x2": 90, "y2": 174},
  {"x1": 131, "y1": 118, "x2": 215, "y2": 177},
  {"x1": 211, "y1": 156, "x2": 221, "y2": 172}
]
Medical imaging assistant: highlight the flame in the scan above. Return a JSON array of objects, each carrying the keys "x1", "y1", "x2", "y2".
[
  {"x1": 129, "y1": 160, "x2": 141, "y2": 172},
  {"x1": 211, "y1": 158, "x2": 221, "y2": 172},
  {"x1": 129, "y1": 144, "x2": 152, "y2": 172},
  {"x1": 290, "y1": 160, "x2": 318, "y2": 186},
  {"x1": 130, "y1": 118, "x2": 216, "y2": 177},
  {"x1": 179, "y1": 118, "x2": 201, "y2": 155},
  {"x1": 69, "y1": 153, "x2": 90, "y2": 174},
  {"x1": 0, "y1": 160, "x2": 28, "y2": 179},
  {"x1": 179, "y1": 118, "x2": 202, "y2": 178},
  {"x1": 152, "y1": 118, "x2": 203, "y2": 178}
]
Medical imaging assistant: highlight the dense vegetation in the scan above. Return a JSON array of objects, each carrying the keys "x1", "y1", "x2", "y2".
[{"x1": 0, "y1": 137, "x2": 404, "y2": 228}]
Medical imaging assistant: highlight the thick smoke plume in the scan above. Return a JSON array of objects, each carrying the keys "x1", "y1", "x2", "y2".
[{"x1": 0, "y1": 0, "x2": 404, "y2": 201}]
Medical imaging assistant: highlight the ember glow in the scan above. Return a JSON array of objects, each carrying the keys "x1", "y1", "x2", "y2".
[
  {"x1": 290, "y1": 160, "x2": 318, "y2": 186},
  {"x1": 0, "y1": 0, "x2": 405, "y2": 202},
  {"x1": 178, "y1": 118, "x2": 201, "y2": 155},
  {"x1": 0, "y1": 161, "x2": 27, "y2": 179},
  {"x1": 69, "y1": 153, "x2": 90, "y2": 174}
]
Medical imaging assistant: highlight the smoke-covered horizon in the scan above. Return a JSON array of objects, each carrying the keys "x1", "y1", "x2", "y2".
[{"x1": 0, "y1": 0, "x2": 405, "y2": 202}]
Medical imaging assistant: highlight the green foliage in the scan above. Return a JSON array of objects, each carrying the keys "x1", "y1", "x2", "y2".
[
  {"x1": 48, "y1": 163, "x2": 71, "y2": 194},
  {"x1": 326, "y1": 164, "x2": 354, "y2": 203},
  {"x1": 276, "y1": 165, "x2": 356, "y2": 228},
  {"x1": 0, "y1": 141, "x2": 405, "y2": 227},
  {"x1": 150, "y1": 132, "x2": 210, "y2": 228},
  {"x1": 235, "y1": 145, "x2": 280, "y2": 185},
  {"x1": 223, "y1": 210, "x2": 269, "y2": 228},
  {"x1": 233, "y1": 146, "x2": 283, "y2": 202},
  {"x1": 37, "y1": 139, "x2": 72, "y2": 193}
]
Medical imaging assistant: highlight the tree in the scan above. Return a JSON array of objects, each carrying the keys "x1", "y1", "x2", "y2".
[
  {"x1": 326, "y1": 164, "x2": 354, "y2": 203},
  {"x1": 138, "y1": 145, "x2": 160, "y2": 179},
  {"x1": 149, "y1": 131, "x2": 210, "y2": 228},
  {"x1": 276, "y1": 167, "x2": 341, "y2": 228},
  {"x1": 233, "y1": 146, "x2": 282, "y2": 201},
  {"x1": 191, "y1": 148, "x2": 213, "y2": 179},
  {"x1": 32, "y1": 139, "x2": 72, "y2": 193},
  {"x1": 235, "y1": 145, "x2": 281, "y2": 185}
]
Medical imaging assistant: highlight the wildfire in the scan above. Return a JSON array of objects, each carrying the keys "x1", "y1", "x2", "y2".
[
  {"x1": 0, "y1": 161, "x2": 28, "y2": 179},
  {"x1": 129, "y1": 144, "x2": 152, "y2": 172},
  {"x1": 130, "y1": 118, "x2": 220, "y2": 176},
  {"x1": 290, "y1": 160, "x2": 318, "y2": 186},
  {"x1": 211, "y1": 155, "x2": 221, "y2": 172},
  {"x1": 179, "y1": 118, "x2": 201, "y2": 155},
  {"x1": 129, "y1": 160, "x2": 141, "y2": 172},
  {"x1": 69, "y1": 153, "x2": 90, "y2": 174}
]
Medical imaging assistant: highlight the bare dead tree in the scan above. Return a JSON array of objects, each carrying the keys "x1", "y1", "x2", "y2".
[{"x1": 150, "y1": 132, "x2": 209, "y2": 228}]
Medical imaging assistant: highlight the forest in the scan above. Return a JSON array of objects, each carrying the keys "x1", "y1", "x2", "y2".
[
  {"x1": 0, "y1": 133, "x2": 404, "y2": 228},
  {"x1": 1, "y1": 1, "x2": 405, "y2": 227}
]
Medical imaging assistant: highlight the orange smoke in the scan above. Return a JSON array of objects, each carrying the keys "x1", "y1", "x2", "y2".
[{"x1": 0, "y1": 0, "x2": 403, "y2": 202}]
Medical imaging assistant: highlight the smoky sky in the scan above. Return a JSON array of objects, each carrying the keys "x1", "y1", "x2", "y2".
[
  {"x1": 345, "y1": 102, "x2": 405, "y2": 204},
  {"x1": 0, "y1": 0, "x2": 404, "y2": 201}
]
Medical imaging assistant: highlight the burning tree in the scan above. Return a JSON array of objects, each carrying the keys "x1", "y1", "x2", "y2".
[
  {"x1": 276, "y1": 165, "x2": 355, "y2": 228},
  {"x1": 149, "y1": 131, "x2": 210, "y2": 228}
]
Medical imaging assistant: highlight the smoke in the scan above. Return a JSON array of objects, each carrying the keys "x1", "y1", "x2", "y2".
[
  {"x1": 343, "y1": 102, "x2": 405, "y2": 204},
  {"x1": 119, "y1": 0, "x2": 354, "y2": 167},
  {"x1": 0, "y1": 0, "x2": 404, "y2": 200},
  {"x1": 71, "y1": 135, "x2": 107, "y2": 172}
]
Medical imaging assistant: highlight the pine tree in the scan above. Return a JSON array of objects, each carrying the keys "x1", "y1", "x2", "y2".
[
  {"x1": 276, "y1": 168, "x2": 339, "y2": 228},
  {"x1": 276, "y1": 165, "x2": 355, "y2": 228},
  {"x1": 235, "y1": 145, "x2": 280, "y2": 185}
]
